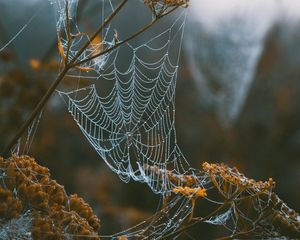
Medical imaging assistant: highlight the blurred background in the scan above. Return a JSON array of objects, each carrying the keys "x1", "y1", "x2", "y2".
[{"x1": 0, "y1": 0, "x2": 300, "y2": 239}]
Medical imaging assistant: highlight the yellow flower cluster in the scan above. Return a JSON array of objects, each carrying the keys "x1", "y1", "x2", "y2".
[
  {"x1": 172, "y1": 186, "x2": 207, "y2": 198},
  {"x1": 202, "y1": 162, "x2": 275, "y2": 191}
]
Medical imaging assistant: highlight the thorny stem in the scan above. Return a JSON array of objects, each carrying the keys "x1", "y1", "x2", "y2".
[{"x1": 1, "y1": 3, "x2": 179, "y2": 157}]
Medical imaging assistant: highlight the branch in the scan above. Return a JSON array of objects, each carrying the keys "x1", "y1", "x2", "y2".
[
  {"x1": 2, "y1": 0, "x2": 129, "y2": 156},
  {"x1": 1, "y1": 1, "x2": 180, "y2": 156},
  {"x1": 70, "y1": 0, "x2": 129, "y2": 65},
  {"x1": 70, "y1": 6, "x2": 179, "y2": 67}
]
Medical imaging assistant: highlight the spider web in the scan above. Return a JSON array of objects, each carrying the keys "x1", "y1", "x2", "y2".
[
  {"x1": 49, "y1": 1, "x2": 300, "y2": 239},
  {"x1": 57, "y1": 0, "x2": 191, "y2": 195},
  {"x1": 53, "y1": 1, "x2": 202, "y2": 237},
  {"x1": 0, "y1": 1, "x2": 298, "y2": 239}
]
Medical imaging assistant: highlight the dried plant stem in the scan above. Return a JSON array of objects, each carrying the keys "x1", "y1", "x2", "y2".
[
  {"x1": 1, "y1": 2, "x2": 179, "y2": 156},
  {"x1": 42, "y1": 0, "x2": 87, "y2": 61},
  {"x1": 65, "y1": 0, "x2": 71, "y2": 62},
  {"x1": 70, "y1": 0, "x2": 129, "y2": 65},
  {"x1": 72, "y1": 6, "x2": 179, "y2": 66},
  {"x1": 161, "y1": 180, "x2": 255, "y2": 240}
]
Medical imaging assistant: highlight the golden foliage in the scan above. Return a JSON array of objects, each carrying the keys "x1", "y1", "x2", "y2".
[
  {"x1": 0, "y1": 188, "x2": 22, "y2": 219},
  {"x1": 0, "y1": 155, "x2": 101, "y2": 239},
  {"x1": 29, "y1": 58, "x2": 59, "y2": 71},
  {"x1": 68, "y1": 194, "x2": 101, "y2": 231},
  {"x1": 29, "y1": 59, "x2": 41, "y2": 70},
  {"x1": 58, "y1": 36, "x2": 67, "y2": 61}
]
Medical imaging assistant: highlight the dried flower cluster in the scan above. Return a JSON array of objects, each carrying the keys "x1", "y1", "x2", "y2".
[
  {"x1": 202, "y1": 162, "x2": 275, "y2": 191},
  {"x1": 172, "y1": 186, "x2": 207, "y2": 198},
  {"x1": 145, "y1": 164, "x2": 199, "y2": 188},
  {"x1": 168, "y1": 173, "x2": 199, "y2": 187},
  {"x1": 150, "y1": 162, "x2": 300, "y2": 239},
  {"x1": 144, "y1": 0, "x2": 189, "y2": 17},
  {"x1": 0, "y1": 188, "x2": 22, "y2": 219},
  {"x1": 0, "y1": 155, "x2": 100, "y2": 239},
  {"x1": 201, "y1": 162, "x2": 300, "y2": 239},
  {"x1": 269, "y1": 192, "x2": 300, "y2": 238},
  {"x1": 144, "y1": 0, "x2": 189, "y2": 8},
  {"x1": 117, "y1": 235, "x2": 128, "y2": 240}
]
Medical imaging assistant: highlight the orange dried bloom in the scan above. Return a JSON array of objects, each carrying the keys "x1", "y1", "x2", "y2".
[
  {"x1": 29, "y1": 59, "x2": 41, "y2": 69},
  {"x1": 0, "y1": 155, "x2": 101, "y2": 239},
  {"x1": 68, "y1": 194, "x2": 101, "y2": 231},
  {"x1": 118, "y1": 236, "x2": 128, "y2": 240},
  {"x1": 172, "y1": 186, "x2": 207, "y2": 198},
  {"x1": 0, "y1": 187, "x2": 22, "y2": 219},
  {"x1": 202, "y1": 162, "x2": 275, "y2": 191},
  {"x1": 145, "y1": 164, "x2": 198, "y2": 187},
  {"x1": 144, "y1": 0, "x2": 189, "y2": 8}
]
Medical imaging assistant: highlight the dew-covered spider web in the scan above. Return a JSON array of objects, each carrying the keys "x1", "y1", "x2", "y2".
[
  {"x1": 56, "y1": 0, "x2": 192, "y2": 194},
  {"x1": 47, "y1": 0, "x2": 299, "y2": 239}
]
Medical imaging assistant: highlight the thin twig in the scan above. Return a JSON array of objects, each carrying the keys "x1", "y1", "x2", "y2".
[
  {"x1": 71, "y1": 6, "x2": 179, "y2": 67},
  {"x1": 42, "y1": 0, "x2": 87, "y2": 61},
  {"x1": 70, "y1": 0, "x2": 129, "y2": 65},
  {"x1": 65, "y1": 0, "x2": 71, "y2": 63}
]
